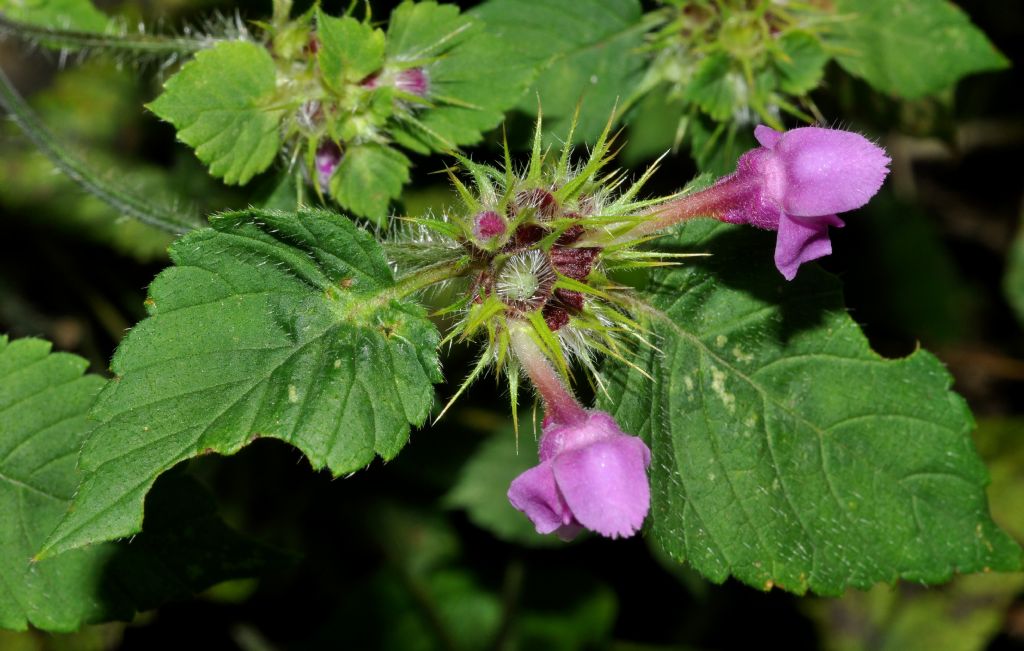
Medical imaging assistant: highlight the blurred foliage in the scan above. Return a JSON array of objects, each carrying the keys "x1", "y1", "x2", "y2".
[
  {"x1": 445, "y1": 416, "x2": 563, "y2": 548},
  {"x1": 1007, "y1": 214, "x2": 1024, "y2": 328}
]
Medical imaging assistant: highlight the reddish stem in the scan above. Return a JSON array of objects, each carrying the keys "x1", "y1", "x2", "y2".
[{"x1": 509, "y1": 324, "x2": 586, "y2": 426}]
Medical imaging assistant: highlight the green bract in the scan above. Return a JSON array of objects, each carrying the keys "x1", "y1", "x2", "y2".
[{"x1": 39, "y1": 209, "x2": 442, "y2": 557}]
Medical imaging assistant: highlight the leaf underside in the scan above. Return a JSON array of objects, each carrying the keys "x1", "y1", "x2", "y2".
[
  {"x1": 40, "y1": 208, "x2": 441, "y2": 558},
  {"x1": 831, "y1": 0, "x2": 1008, "y2": 99},
  {"x1": 599, "y1": 221, "x2": 1021, "y2": 595}
]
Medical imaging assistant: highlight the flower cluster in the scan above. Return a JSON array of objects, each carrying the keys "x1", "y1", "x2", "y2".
[{"x1": 410, "y1": 119, "x2": 888, "y2": 541}]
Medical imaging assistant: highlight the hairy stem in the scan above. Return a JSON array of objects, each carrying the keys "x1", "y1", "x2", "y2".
[
  {"x1": 626, "y1": 174, "x2": 750, "y2": 239},
  {"x1": 0, "y1": 65, "x2": 200, "y2": 235},
  {"x1": 509, "y1": 323, "x2": 586, "y2": 426},
  {"x1": 0, "y1": 15, "x2": 215, "y2": 57},
  {"x1": 390, "y1": 259, "x2": 471, "y2": 299}
]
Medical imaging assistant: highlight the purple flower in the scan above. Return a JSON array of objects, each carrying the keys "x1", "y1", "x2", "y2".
[
  {"x1": 721, "y1": 125, "x2": 890, "y2": 280},
  {"x1": 508, "y1": 410, "x2": 651, "y2": 540},
  {"x1": 635, "y1": 125, "x2": 890, "y2": 280}
]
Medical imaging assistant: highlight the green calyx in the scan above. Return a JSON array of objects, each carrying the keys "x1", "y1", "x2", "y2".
[{"x1": 393, "y1": 113, "x2": 691, "y2": 421}]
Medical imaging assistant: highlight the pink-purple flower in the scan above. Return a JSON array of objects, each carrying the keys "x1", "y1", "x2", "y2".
[
  {"x1": 721, "y1": 125, "x2": 890, "y2": 280},
  {"x1": 508, "y1": 409, "x2": 651, "y2": 540},
  {"x1": 634, "y1": 125, "x2": 890, "y2": 280},
  {"x1": 505, "y1": 324, "x2": 652, "y2": 540}
]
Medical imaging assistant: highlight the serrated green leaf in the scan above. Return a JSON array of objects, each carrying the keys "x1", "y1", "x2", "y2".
[
  {"x1": 316, "y1": 9, "x2": 385, "y2": 91},
  {"x1": 472, "y1": 0, "x2": 648, "y2": 143},
  {"x1": 598, "y1": 221, "x2": 1021, "y2": 595},
  {"x1": 0, "y1": 0, "x2": 108, "y2": 32},
  {"x1": 386, "y1": 1, "x2": 532, "y2": 153},
  {"x1": 147, "y1": 41, "x2": 284, "y2": 185},
  {"x1": 0, "y1": 336, "x2": 106, "y2": 630},
  {"x1": 809, "y1": 418, "x2": 1024, "y2": 651},
  {"x1": 831, "y1": 0, "x2": 1009, "y2": 99},
  {"x1": 329, "y1": 144, "x2": 410, "y2": 225},
  {"x1": 776, "y1": 30, "x2": 828, "y2": 96},
  {"x1": 0, "y1": 336, "x2": 279, "y2": 631},
  {"x1": 445, "y1": 422, "x2": 561, "y2": 547},
  {"x1": 38, "y1": 209, "x2": 441, "y2": 558}
]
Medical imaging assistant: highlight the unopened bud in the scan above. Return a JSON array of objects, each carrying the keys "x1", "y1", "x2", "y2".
[
  {"x1": 315, "y1": 141, "x2": 342, "y2": 191},
  {"x1": 473, "y1": 210, "x2": 507, "y2": 240}
]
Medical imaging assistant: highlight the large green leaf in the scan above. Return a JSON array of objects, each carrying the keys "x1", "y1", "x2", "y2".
[
  {"x1": 39, "y1": 208, "x2": 442, "y2": 558},
  {"x1": 809, "y1": 418, "x2": 1024, "y2": 651},
  {"x1": 831, "y1": 0, "x2": 1008, "y2": 99},
  {"x1": 0, "y1": 336, "x2": 279, "y2": 631},
  {"x1": 599, "y1": 221, "x2": 1020, "y2": 595},
  {"x1": 147, "y1": 41, "x2": 285, "y2": 185},
  {"x1": 472, "y1": 0, "x2": 649, "y2": 142}
]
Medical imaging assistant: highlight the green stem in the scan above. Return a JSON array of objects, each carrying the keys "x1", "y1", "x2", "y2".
[
  {"x1": 0, "y1": 65, "x2": 200, "y2": 235},
  {"x1": 0, "y1": 15, "x2": 214, "y2": 56},
  {"x1": 390, "y1": 259, "x2": 471, "y2": 300}
]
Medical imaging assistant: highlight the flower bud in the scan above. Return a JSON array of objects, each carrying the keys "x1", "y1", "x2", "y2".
[
  {"x1": 511, "y1": 188, "x2": 559, "y2": 220},
  {"x1": 394, "y1": 67, "x2": 429, "y2": 97},
  {"x1": 315, "y1": 141, "x2": 342, "y2": 191},
  {"x1": 472, "y1": 209, "x2": 507, "y2": 240},
  {"x1": 362, "y1": 67, "x2": 430, "y2": 98}
]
